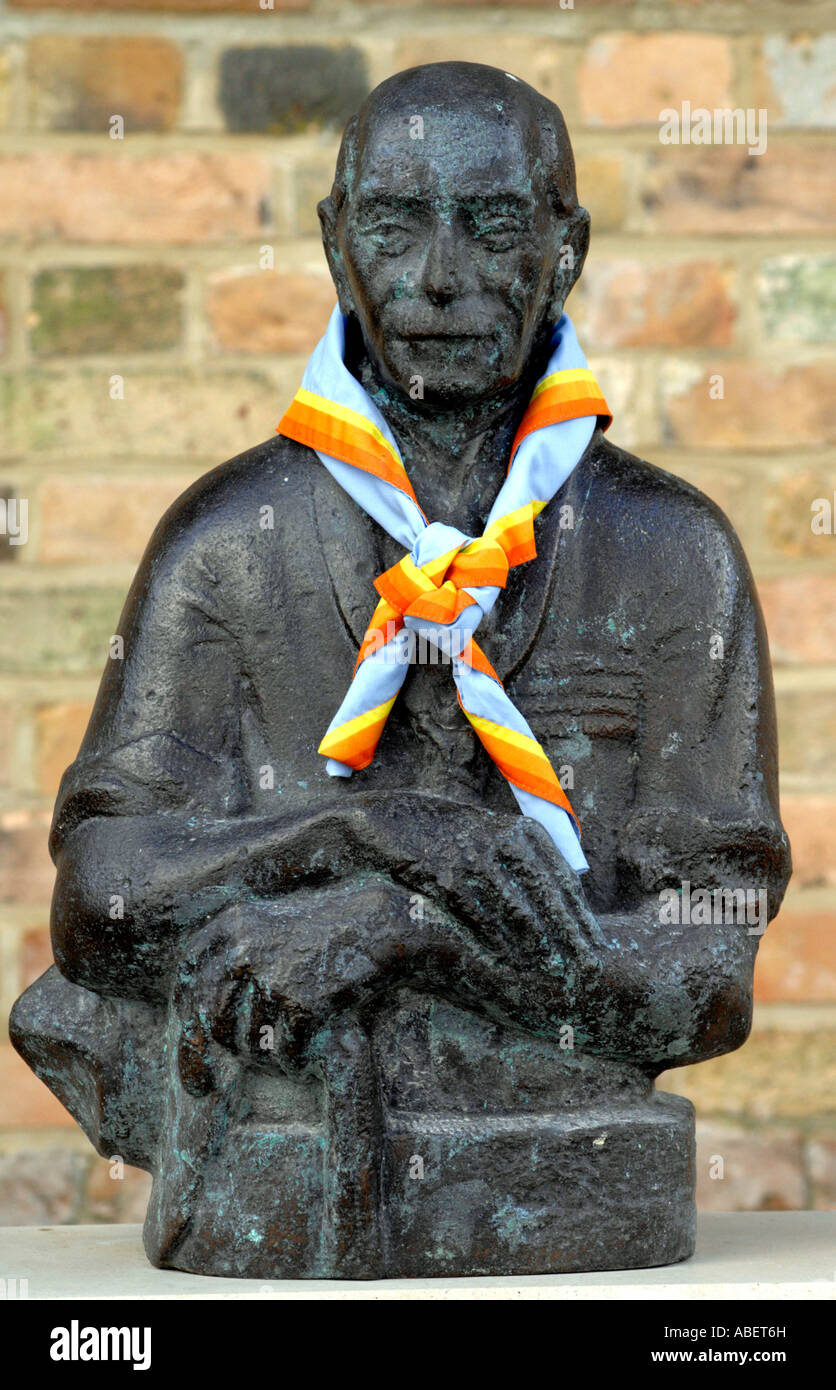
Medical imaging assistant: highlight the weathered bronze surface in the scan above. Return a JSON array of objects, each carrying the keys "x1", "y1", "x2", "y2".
[{"x1": 11, "y1": 64, "x2": 791, "y2": 1279}]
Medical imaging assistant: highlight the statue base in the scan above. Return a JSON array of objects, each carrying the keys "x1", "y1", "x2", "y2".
[
  {"x1": 13, "y1": 972, "x2": 695, "y2": 1280},
  {"x1": 146, "y1": 1093, "x2": 695, "y2": 1280}
]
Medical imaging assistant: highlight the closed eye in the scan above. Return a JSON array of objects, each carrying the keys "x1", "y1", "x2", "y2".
[
  {"x1": 472, "y1": 222, "x2": 520, "y2": 251},
  {"x1": 365, "y1": 223, "x2": 414, "y2": 254}
]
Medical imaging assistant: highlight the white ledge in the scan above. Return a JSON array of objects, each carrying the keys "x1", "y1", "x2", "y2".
[{"x1": 1, "y1": 1212, "x2": 833, "y2": 1300}]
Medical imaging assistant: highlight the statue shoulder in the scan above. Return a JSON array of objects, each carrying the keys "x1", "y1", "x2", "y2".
[
  {"x1": 585, "y1": 433, "x2": 749, "y2": 576},
  {"x1": 136, "y1": 433, "x2": 321, "y2": 577}
]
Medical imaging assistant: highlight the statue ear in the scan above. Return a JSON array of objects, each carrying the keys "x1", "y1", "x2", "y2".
[
  {"x1": 318, "y1": 195, "x2": 356, "y2": 317},
  {"x1": 549, "y1": 204, "x2": 590, "y2": 320}
]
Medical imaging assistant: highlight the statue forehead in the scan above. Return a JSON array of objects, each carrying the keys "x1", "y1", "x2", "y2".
[{"x1": 350, "y1": 99, "x2": 540, "y2": 205}]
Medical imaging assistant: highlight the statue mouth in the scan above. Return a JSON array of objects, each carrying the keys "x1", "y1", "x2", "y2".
[{"x1": 399, "y1": 331, "x2": 489, "y2": 344}]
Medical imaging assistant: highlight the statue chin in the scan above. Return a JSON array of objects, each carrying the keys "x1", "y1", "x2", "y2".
[{"x1": 382, "y1": 355, "x2": 522, "y2": 411}]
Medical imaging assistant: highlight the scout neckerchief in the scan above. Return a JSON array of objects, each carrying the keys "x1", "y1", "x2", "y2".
[{"x1": 278, "y1": 306, "x2": 611, "y2": 874}]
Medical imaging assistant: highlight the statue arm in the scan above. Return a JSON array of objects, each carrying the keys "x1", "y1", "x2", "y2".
[
  {"x1": 50, "y1": 783, "x2": 597, "y2": 1005},
  {"x1": 540, "y1": 496, "x2": 791, "y2": 1070}
]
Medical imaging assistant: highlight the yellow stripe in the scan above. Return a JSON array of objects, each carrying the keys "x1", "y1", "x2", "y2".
[
  {"x1": 483, "y1": 498, "x2": 547, "y2": 543},
  {"x1": 318, "y1": 695, "x2": 397, "y2": 752},
  {"x1": 463, "y1": 709, "x2": 546, "y2": 758},
  {"x1": 398, "y1": 554, "x2": 436, "y2": 594},
  {"x1": 421, "y1": 543, "x2": 463, "y2": 584},
  {"x1": 295, "y1": 389, "x2": 404, "y2": 472},
  {"x1": 528, "y1": 368, "x2": 600, "y2": 404}
]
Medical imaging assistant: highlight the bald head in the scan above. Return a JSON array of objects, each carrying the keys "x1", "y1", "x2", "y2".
[
  {"x1": 330, "y1": 62, "x2": 581, "y2": 221},
  {"x1": 319, "y1": 62, "x2": 589, "y2": 409}
]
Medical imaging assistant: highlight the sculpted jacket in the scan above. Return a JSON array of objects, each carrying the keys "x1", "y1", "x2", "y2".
[{"x1": 28, "y1": 429, "x2": 789, "y2": 1091}]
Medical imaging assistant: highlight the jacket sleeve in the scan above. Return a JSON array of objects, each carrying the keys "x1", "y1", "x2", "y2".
[
  {"x1": 50, "y1": 493, "x2": 249, "y2": 863},
  {"x1": 616, "y1": 488, "x2": 791, "y2": 921}
]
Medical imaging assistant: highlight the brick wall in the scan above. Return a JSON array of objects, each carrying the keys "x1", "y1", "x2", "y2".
[{"x1": 0, "y1": 0, "x2": 834, "y2": 1224}]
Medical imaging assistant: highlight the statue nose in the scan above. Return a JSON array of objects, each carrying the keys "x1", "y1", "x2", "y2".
[{"x1": 421, "y1": 223, "x2": 462, "y2": 305}]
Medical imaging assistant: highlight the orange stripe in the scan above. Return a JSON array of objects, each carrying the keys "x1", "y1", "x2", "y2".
[
  {"x1": 520, "y1": 394, "x2": 610, "y2": 434},
  {"x1": 490, "y1": 513, "x2": 537, "y2": 569},
  {"x1": 374, "y1": 566, "x2": 425, "y2": 613},
  {"x1": 510, "y1": 389, "x2": 611, "y2": 462},
  {"x1": 446, "y1": 552, "x2": 509, "y2": 590},
  {"x1": 460, "y1": 638, "x2": 501, "y2": 684},
  {"x1": 354, "y1": 599, "x2": 402, "y2": 672},
  {"x1": 318, "y1": 718, "x2": 387, "y2": 771},
  {"x1": 406, "y1": 584, "x2": 476, "y2": 625},
  {"x1": 279, "y1": 399, "x2": 423, "y2": 510},
  {"x1": 456, "y1": 692, "x2": 580, "y2": 832}
]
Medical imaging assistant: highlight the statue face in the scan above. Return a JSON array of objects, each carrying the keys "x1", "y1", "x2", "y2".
[{"x1": 329, "y1": 105, "x2": 570, "y2": 408}]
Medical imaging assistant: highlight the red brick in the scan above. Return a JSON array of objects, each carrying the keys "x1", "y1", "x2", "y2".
[
  {"x1": 755, "y1": 912, "x2": 836, "y2": 1003},
  {"x1": 695, "y1": 1122, "x2": 804, "y2": 1212},
  {"x1": 294, "y1": 153, "x2": 339, "y2": 237},
  {"x1": 27, "y1": 36, "x2": 183, "y2": 133},
  {"x1": 661, "y1": 362, "x2": 836, "y2": 449},
  {"x1": 578, "y1": 259, "x2": 736, "y2": 349},
  {"x1": 0, "y1": 154, "x2": 273, "y2": 244},
  {"x1": 38, "y1": 476, "x2": 195, "y2": 566},
  {"x1": 359, "y1": 0, "x2": 633, "y2": 5},
  {"x1": 0, "y1": 704, "x2": 15, "y2": 789},
  {"x1": 0, "y1": 1044, "x2": 74, "y2": 1127},
  {"x1": 11, "y1": 371, "x2": 286, "y2": 460},
  {"x1": 391, "y1": 34, "x2": 570, "y2": 105},
  {"x1": 21, "y1": 926, "x2": 54, "y2": 991},
  {"x1": 579, "y1": 33, "x2": 733, "y2": 126},
  {"x1": 0, "y1": 587, "x2": 126, "y2": 677},
  {"x1": 766, "y1": 468, "x2": 836, "y2": 560},
  {"x1": 0, "y1": 49, "x2": 9, "y2": 131},
  {"x1": 207, "y1": 270, "x2": 334, "y2": 353},
  {"x1": 807, "y1": 1138, "x2": 836, "y2": 1209},
  {"x1": 11, "y1": 0, "x2": 308, "y2": 9},
  {"x1": 781, "y1": 797, "x2": 836, "y2": 890},
  {"x1": 84, "y1": 1157, "x2": 152, "y2": 1222},
  {"x1": 759, "y1": 574, "x2": 836, "y2": 665},
  {"x1": 353, "y1": 0, "x2": 630, "y2": 5},
  {"x1": 659, "y1": 1026, "x2": 836, "y2": 1122},
  {"x1": 0, "y1": 809, "x2": 54, "y2": 904},
  {"x1": 776, "y1": 688, "x2": 836, "y2": 782},
  {"x1": 642, "y1": 146, "x2": 836, "y2": 235},
  {"x1": 35, "y1": 701, "x2": 91, "y2": 796},
  {"x1": 576, "y1": 156, "x2": 626, "y2": 233},
  {"x1": 0, "y1": 1148, "x2": 84, "y2": 1224}
]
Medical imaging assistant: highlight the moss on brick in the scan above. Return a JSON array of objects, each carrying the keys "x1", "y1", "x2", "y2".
[
  {"x1": 218, "y1": 45, "x2": 368, "y2": 135},
  {"x1": 0, "y1": 587, "x2": 127, "y2": 674},
  {"x1": 759, "y1": 255, "x2": 836, "y2": 343},
  {"x1": 27, "y1": 35, "x2": 183, "y2": 133},
  {"x1": 31, "y1": 266, "x2": 184, "y2": 357}
]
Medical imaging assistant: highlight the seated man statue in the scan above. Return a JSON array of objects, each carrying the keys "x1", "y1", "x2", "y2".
[{"x1": 12, "y1": 63, "x2": 791, "y2": 1279}]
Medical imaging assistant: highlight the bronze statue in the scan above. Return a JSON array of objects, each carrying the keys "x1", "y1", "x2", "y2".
[{"x1": 11, "y1": 63, "x2": 791, "y2": 1279}]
